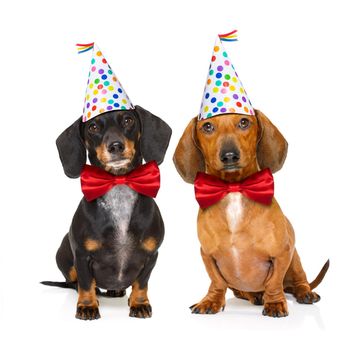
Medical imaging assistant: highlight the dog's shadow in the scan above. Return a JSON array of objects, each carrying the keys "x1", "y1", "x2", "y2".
[
  {"x1": 42, "y1": 286, "x2": 131, "y2": 319},
  {"x1": 223, "y1": 294, "x2": 325, "y2": 330},
  {"x1": 99, "y1": 292, "x2": 129, "y2": 308},
  {"x1": 42, "y1": 285, "x2": 325, "y2": 326}
]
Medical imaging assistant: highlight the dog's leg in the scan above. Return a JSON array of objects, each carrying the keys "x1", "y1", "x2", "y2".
[
  {"x1": 56, "y1": 234, "x2": 77, "y2": 283},
  {"x1": 231, "y1": 288, "x2": 264, "y2": 305},
  {"x1": 75, "y1": 253, "x2": 100, "y2": 320},
  {"x1": 128, "y1": 252, "x2": 158, "y2": 318},
  {"x1": 284, "y1": 249, "x2": 320, "y2": 304},
  {"x1": 262, "y1": 254, "x2": 290, "y2": 317},
  {"x1": 190, "y1": 248, "x2": 227, "y2": 314}
]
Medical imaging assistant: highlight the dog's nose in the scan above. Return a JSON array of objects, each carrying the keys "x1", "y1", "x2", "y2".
[
  {"x1": 220, "y1": 150, "x2": 240, "y2": 164},
  {"x1": 108, "y1": 141, "x2": 125, "y2": 154}
]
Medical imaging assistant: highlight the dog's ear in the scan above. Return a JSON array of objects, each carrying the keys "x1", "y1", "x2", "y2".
[
  {"x1": 135, "y1": 105, "x2": 172, "y2": 165},
  {"x1": 56, "y1": 117, "x2": 86, "y2": 178},
  {"x1": 255, "y1": 109, "x2": 288, "y2": 173},
  {"x1": 173, "y1": 117, "x2": 205, "y2": 184}
]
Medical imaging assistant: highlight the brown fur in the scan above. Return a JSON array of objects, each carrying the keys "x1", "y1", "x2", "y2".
[
  {"x1": 142, "y1": 237, "x2": 157, "y2": 252},
  {"x1": 129, "y1": 282, "x2": 149, "y2": 306},
  {"x1": 174, "y1": 110, "x2": 327, "y2": 317},
  {"x1": 76, "y1": 279, "x2": 100, "y2": 320},
  {"x1": 128, "y1": 281, "x2": 152, "y2": 318},
  {"x1": 96, "y1": 144, "x2": 111, "y2": 164},
  {"x1": 77, "y1": 279, "x2": 98, "y2": 308},
  {"x1": 173, "y1": 117, "x2": 205, "y2": 183},
  {"x1": 68, "y1": 266, "x2": 77, "y2": 282},
  {"x1": 96, "y1": 139, "x2": 134, "y2": 168},
  {"x1": 84, "y1": 239, "x2": 102, "y2": 252},
  {"x1": 124, "y1": 139, "x2": 135, "y2": 159}
]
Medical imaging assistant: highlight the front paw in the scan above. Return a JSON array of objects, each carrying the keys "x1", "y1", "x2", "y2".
[
  {"x1": 190, "y1": 299, "x2": 225, "y2": 314},
  {"x1": 296, "y1": 291, "x2": 320, "y2": 304},
  {"x1": 262, "y1": 302, "x2": 288, "y2": 318},
  {"x1": 76, "y1": 305, "x2": 101, "y2": 320},
  {"x1": 129, "y1": 304, "x2": 152, "y2": 318}
]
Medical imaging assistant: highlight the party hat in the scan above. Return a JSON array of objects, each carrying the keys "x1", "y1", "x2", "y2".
[
  {"x1": 76, "y1": 43, "x2": 134, "y2": 122},
  {"x1": 198, "y1": 30, "x2": 254, "y2": 120}
]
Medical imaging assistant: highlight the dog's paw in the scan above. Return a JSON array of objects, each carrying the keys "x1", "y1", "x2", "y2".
[
  {"x1": 75, "y1": 306, "x2": 101, "y2": 320},
  {"x1": 296, "y1": 291, "x2": 320, "y2": 304},
  {"x1": 262, "y1": 302, "x2": 288, "y2": 318},
  {"x1": 129, "y1": 304, "x2": 152, "y2": 318},
  {"x1": 190, "y1": 299, "x2": 225, "y2": 314}
]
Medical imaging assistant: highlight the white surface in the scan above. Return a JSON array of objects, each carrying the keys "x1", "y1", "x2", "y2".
[{"x1": 1, "y1": 0, "x2": 349, "y2": 349}]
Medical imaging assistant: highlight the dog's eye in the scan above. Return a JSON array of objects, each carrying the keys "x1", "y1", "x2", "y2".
[
  {"x1": 202, "y1": 122, "x2": 214, "y2": 134},
  {"x1": 238, "y1": 118, "x2": 250, "y2": 130},
  {"x1": 88, "y1": 122, "x2": 99, "y2": 133},
  {"x1": 122, "y1": 116, "x2": 134, "y2": 128}
]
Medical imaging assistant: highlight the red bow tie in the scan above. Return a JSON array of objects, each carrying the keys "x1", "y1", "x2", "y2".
[
  {"x1": 80, "y1": 161, "x2": 160, "y2": 202},
  {"x1": 194, "y1": 168, "x2": 274, "y2": 208}
]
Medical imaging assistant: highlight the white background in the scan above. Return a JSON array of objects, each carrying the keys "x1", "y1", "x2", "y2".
[{"x1": 1, "y1": 0, "x2": 349, "y2": 349}]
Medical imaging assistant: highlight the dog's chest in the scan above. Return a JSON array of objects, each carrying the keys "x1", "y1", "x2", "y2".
[
  {"x1": 225, "y1": 193, "x2": 245, "y2": 273},
  {"x1": 98, "y1": 185, "x2": 138, "y2": 240},
  {"x1": 95, "y1": 186, "x2": 139, "y2": 284},
  {"x1": 225, "y1": 192, "x2": 244, "y2": 234}
]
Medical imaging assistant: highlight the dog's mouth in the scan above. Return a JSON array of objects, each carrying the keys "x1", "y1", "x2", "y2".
[
  {"x1": 107, "y1": 159, "x2": 130, "y2": 168},
  {"x1": 222, "y1": 164, "x2": 242, "y2": 172},
  {"x1": 104, "y1": 159, "x2": 132, "y2": 175}
]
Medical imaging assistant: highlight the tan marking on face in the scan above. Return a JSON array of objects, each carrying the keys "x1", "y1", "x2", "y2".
[
  {"x1": 123, "y1": 138, "x2": 135, "y2": 159},
  {"x1": 142, "y1": 237, "x2": 157, "y2": 252},
  {"x1": 96, "y1": 137, "x2": 135, "y2": 174},
  {"x1": 84, "y1": 239, "x2": 102, "y2": 251},
  {"x1": 96, "y1": 143, "x2": 111, "y2": 164},
  {"x1": 77, "y1": 279, "x2": 99, "y2": 308},
  {"x1": 68, "y1": 266, "x2": 77, "y2": 282}
]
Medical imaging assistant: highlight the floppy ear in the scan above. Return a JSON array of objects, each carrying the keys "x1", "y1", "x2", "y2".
[
  {"x1": 173, "y1": 117, "x2": 205, "y2": 184},
  {"x1": 255, "y1": 109, "x2": 288, "y2": 173},
  {"x1": 135, "y1": 105, "x2": 172, "y2": 165},
  {"x1": 56, "y1": 117, "x2": 86, "y2": 178}
]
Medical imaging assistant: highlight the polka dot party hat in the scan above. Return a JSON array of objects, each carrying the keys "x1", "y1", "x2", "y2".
[
  {"x1": 76, "y1": 43, "x2": 134, "y2": 122},
  {"x1": 199, "y1": 30, "x2": 254, "y2": 120}
]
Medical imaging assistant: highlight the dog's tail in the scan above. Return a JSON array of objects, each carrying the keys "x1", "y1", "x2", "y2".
[
  {"x1": 40, "y1": 281, "x2": 77, "y2": 289},
  {"x1": 284, "y1": 259, "x2": 330, "y2": 294},
  {"x1": 309, "y1": 259, "x2": 330, "y2": 290},
  {"x1": 40, "y1": 281, "x2": 115, "y2": 297}
]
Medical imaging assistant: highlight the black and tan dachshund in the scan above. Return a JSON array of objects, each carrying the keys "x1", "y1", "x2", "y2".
[{"x1": 42, "y1": 106, "x2": 171, "y2": 320}]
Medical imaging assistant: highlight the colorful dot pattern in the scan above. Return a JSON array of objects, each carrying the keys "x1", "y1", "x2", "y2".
[
  {"x1": 198, "y1": 37, "x2": 254, "y2": 120},
  {"x1": 82, "y1": 44, "x2": 133, "y2": 122}
]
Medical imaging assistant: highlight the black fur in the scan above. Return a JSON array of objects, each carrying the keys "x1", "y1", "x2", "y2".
[
  {"x1": 135, "y1": 105, "x2": 172, "y2": 164},
  {"x1": 44, "y1": 106, "x2": 171, "y2": 319},
  {"x1": 56, "y1": 117, "x2": 86, "y2": 178}
]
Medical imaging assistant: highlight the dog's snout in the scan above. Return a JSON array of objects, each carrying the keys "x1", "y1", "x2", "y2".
[
  {"x1": 220, "y1": 150, "x2": 240, "y2": 164},
  {"x1": 108, "y1": 141, "x2": 125, "y2": 154}
]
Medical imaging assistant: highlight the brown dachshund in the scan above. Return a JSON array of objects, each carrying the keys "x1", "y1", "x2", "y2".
[{"x1": 173, "y1": 110, "x2": 329, "y2": 317}]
